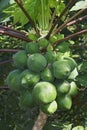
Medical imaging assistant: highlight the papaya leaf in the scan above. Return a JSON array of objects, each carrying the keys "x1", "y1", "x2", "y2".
[
  {"x1": 70, "y1": 0, "x2": 87, "y2": 11},
  {"x1": 78, "y1": 61, "x2": 87, "y2": 73},
  {"x1": 56, "y1": 52, "x2": 70, "y2": 60},
  {"x1": 72, "y1": 125, "x2": 84, "y2": 130},
  {"x1": 0, "y1": 0, "x2": 14, "y2": 11},
  {"x1": 2, "y1": 0, "x2": 66, "y2": 31},
  {"x1": 56, "y1": 2, "x2": 65, "y2": 16},
  {"x1": 63, "y1": 124, "x2": 72, "y2": 130},
  {"x1": 68, "y1": 68, "x2": 78, "y2": 80}
]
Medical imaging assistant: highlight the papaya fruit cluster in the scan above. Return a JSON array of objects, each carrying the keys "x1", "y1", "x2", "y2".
[{"x1": 6, "y1": 38, "x2": 78, "y2": 114}]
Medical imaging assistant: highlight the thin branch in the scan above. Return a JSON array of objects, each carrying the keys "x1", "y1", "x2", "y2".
[
  {"x1": 46, "y1": 0, "x2": 77, "y2": 39},
  {"x1": 66, "y1": 15, "x2": 87, "y2": 26},
  {"x1": 0, "y1": 85, "x2": 9, "y2": 90},
  {"x1": 0, "y1": 25, "x2": 30, "y2": 42},
  {"x1": 0, "y1": 49, "x2": 20, "y2": 52},
  {"x1": 59, "y1": 0, "x2": 77, "y2": 20},
  {"x1": 0, "y1": 60, "x2": 13, "y2": 65},
  {"x1": 14, "y1": 0, "x2": 39, "y2": 35},
  {"x1": 54, "y1": 8, "x2": 87, "y2": 34},
  {"x1": 53, "y1": 29, "x2": 87, "y2": 48},
  {"x1": 0, "y1": 25, "x2": 26, "y2": 35}
]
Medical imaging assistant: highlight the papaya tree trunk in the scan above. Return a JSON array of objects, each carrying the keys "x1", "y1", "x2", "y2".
[{"x1": 32, "y1": 110, "x2": 48, "y2": 130}]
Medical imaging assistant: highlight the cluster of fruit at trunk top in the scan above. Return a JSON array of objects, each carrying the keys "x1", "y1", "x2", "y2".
[{"x1": 6, "y1": 38, "x2": 78, "y2": 114}]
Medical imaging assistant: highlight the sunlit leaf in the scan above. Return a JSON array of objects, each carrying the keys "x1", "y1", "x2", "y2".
[
  {"x1": 63, "y1": 124, "x2": 72, "y2": 130},
  {"x1": 68, "y1": 68, "x2": 78, "y2": 80},
  {"x1": 70, "y1": 0, "x2": 87, "y2": 11},
  {"x1": 72, "y1": 126, "x2": 84, "y2": 130}
]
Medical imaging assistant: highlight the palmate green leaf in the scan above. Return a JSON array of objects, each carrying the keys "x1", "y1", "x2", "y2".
[
  {"x1": 3, "y1": 4, "x2": 17, "y2": 15},
  {"x1": 63, "y1": 124, "x2": 72, "y2": 130},
  {"x1": 13, "y1": 8, "x2": 28, "y2": 26},
  {"x1": 56, "y1": 52, "x2": 70, "y2": 60},
  {"x1": 3, "y1": 2, "x2": 28, "y2": 26},
  {"x1": 72, "y1": 126, "x2": 84, "y2": 130},
  {"x1": 0, "y1": 0, "x2": 15, "y2": 11},
  {"x1": 56, "y1": 2, "x2": 65, "y2": 16},
  {"x1": 24, "y1": 0, "x2": 39, "y2": 23},
  {"x1": 68, "y1": 68, "x2": 78, "y2": 80},
  {"x1": 70, "y1": 0, "x2": 87, "y2": 11},
  {"x1": 2, "y1": 0, "x2": 66, "y2": 31},
  {"x1": 78, "y1": 61, "x2": 87, "y2": 73}
]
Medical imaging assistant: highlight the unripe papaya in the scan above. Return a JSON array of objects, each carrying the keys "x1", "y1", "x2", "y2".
[
  {"x1": 6, "y1": 69, "x2": 21, "y2": 91},
  {"x1": 20, "y1": 69, "x2": 40, "y2": 88},
  {"x1": 27, "y1": 53, "x2": 47, "y2": 73},
  {"x1": 32, "y1": 81, "x2": 57, "y2": 104},
  {"x1": 13, "y1": 50, "x2": 27, "y2": 69},
  {"x1": 52, "y1": 59, "x2": 71, "y2": 79}
]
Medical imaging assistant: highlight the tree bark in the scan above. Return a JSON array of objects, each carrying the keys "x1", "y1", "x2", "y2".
[{"x1": 32, "y1": 110, "x2": 48, "y2": 130}]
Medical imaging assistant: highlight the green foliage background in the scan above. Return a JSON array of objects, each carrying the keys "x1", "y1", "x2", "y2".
[{"x1": 0, "y1": 0, "x2": 87, "y2": 129}]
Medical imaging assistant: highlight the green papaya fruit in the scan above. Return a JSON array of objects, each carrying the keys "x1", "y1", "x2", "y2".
[
  {"x1": 32, "y1": 81, "x2": 57, "y2": 104},
  {"x1": 13, "y1": 50, "x2": 27, "y2": 69},
  {"x1": 27, "y1": 53, "x2": 47, "y2": 73},
  {"x1": 6, "y1": 69, "x2": 21, "y2": 91},
  {"x1": 52, "y1": 59, "x2": 71, "y2": 79},
  {"x1": 26, "y1": 42, "x2": 39, "y2": 54},
  {"x1": 20, "y1": 69, "x2": 40, "y2": 88}
]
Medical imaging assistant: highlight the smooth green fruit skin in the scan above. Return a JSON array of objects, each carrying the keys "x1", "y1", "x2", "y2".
[
  {"x1": 20, "y1": 69, "x2": 40, "y2": 88},
  {"x1": 19, "y1": 91, "x2": 34, "y2": 108},
  {"x1": 68, "y1": 81, "x2": 78, "y2": 96},
  {"x1": 41, "y1": 68, "x2": 53, "y2": 82},
  {"x1": 27, "y1": 53, "x2": 47, "y2": 73},
  {"x1": 52, "y1": 60, "x2": 71, "y2": 79},
  {"x1": 64, "y1": 57, "x2": 77, "y2": 71},
  {"x1": 45, "y1": 51, "x2": 57, "y2": 63},
  {"x1": 57, "y1": 95, "x2": 72, "y2": 110},
  {"x1": 32, "y1": 82, "x2": 57, "y2": 104},
  {"x1": 56, "y1": 80, "x2": 70, "y2": 94},
  {"x1": 6, "y1": 69, "x2": 21, "y2": 91},
  {"x1": 38, "y1": 38, "x2": 49, "y2": 48},
  {"x1": 26, "y1": 42, "x2": 39, "y2": 54},
  {"x1": 40, "y1": 100, "x2": 58, "y2": 114},
  {"x1": 13, "y1": 50, "x2": 27, "y2": 69}
]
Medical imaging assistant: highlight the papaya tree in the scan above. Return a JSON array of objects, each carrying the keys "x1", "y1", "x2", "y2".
[{"x1": 0, "y1": 0, "x2": 87, "y2": 130}]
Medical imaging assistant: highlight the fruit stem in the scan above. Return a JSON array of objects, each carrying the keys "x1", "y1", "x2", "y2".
[{"x1": 32, "y1": 110, "x2": 48, "y2": 130}]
